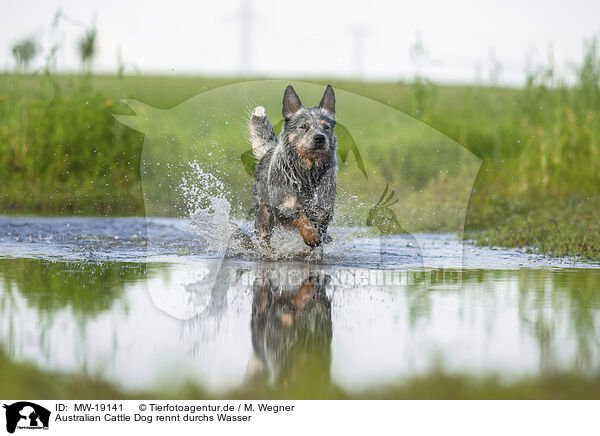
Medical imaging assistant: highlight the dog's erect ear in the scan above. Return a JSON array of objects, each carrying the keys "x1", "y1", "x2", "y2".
[
  {"x1": 319, "y1": 85, "x2": 335, "y2": 116},
  {"x1": 282, "y1": 85, "x2": 303, "y2": 119}
]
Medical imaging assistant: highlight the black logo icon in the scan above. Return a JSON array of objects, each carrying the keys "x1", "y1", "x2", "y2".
[{"x1": 2, "y1": 402, "x2": 50, "y2": 434}]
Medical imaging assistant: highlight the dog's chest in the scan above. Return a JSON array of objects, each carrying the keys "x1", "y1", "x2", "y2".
[
  {"x1": 296, "y1": 163, "x2": 323, "y2": 188},
  {"x1": 295, "y1": 168, "x2": 325, "y2": 204}
]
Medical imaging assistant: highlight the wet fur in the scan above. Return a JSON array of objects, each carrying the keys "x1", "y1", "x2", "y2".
[{"x1": 250, "y1": 85, "x2": 337, "y2": 247}]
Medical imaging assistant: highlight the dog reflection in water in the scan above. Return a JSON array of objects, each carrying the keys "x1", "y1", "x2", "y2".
[{"x1": 246, "y1": 274, "x2": 332, "y2": 387}]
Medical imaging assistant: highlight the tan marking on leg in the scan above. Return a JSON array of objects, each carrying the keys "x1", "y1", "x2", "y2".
[
  {"x1": 281, "y1": 220, "x2": 296, "y2": 231},
  {"x1": 279, "y1": 313, "x2": 293, "y2": 327},
  {"x1": 290, "y1": 278, "x2": 316, "y2": 310},
  {"x1": 292, "y1": 212, "x2": 319, "y2": 247}
]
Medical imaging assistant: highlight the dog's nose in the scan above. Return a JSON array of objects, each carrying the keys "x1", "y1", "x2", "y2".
[{"x1": 313, "y1": 134, "x2": 326, "y2": 147}]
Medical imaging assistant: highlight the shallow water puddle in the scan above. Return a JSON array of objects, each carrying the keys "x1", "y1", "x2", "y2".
[{"x1": 0, "y1": 217, "x2": 599, "y2": 394}]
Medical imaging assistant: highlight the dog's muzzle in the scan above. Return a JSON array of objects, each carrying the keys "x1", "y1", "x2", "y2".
[{"x1": 312, "y1": 134, "x2": 326, "y2": 149}]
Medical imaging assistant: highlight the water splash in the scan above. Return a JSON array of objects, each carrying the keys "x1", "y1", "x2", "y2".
[
  {"x1": 175, "y1": 161, "x2": 337, "y2": 260},
  {"x1": 178, "y1": 161, "x2": 233, "y2": 254}
]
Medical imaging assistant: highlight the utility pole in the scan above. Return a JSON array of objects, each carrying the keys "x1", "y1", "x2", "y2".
[
  {"x1": 239, "y1": 0, "x2": 253, "y2": 75},
  {"x1": 351, "y1": 25, "x2": 368, "y2": 79}
]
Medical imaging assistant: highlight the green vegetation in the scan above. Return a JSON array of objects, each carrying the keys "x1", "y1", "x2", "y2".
[
  {"x1": 2, "y1": 351, "x2": 600, "y2": 399},
  {"x1": 1, "y1": 40, "x2": 599, "y2": 259},
  {"x1": 0, "y1": 350, "x2": 127, "y2": 399},
  {"x1": 474, "y1": 195, "x2": 600, "y2": 259}
]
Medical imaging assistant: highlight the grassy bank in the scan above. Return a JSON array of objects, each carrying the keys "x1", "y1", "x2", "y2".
[{"x1": 0, "y1": 43, "x2": 599, "y2": 259}]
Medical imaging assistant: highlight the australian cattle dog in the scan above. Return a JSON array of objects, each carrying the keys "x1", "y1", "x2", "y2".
[{"x1": 249, "y1": 85, "x2": 337, "y2": 248}]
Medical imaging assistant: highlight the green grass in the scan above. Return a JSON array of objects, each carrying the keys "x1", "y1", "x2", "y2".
[
  {"x1": 0, "y1": 41, "x2": 599, "y2": 259},
  {"x1": 2, "y1": 350, "x2": 600, "y2": 399},
  {"x1": 472, "y1": 194, "x2": 600, "y2": 260}
]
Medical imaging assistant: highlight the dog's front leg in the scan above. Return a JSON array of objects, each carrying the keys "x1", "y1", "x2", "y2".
[
  {"x1": 292, "y1": 213, "x2": 320, "y2": 247},
  {"x1": 314, "y1": 209, "x2": 333, "y2": 243},
  {"x1": 276, "y1": 196, "x2": 320, "y2": 247},
  {"x1": 311, "y1": 167, "x2": 337, "y2": 243},
  {"x1": 255, "y1": 202, "x2": 274, "y2": 248}
]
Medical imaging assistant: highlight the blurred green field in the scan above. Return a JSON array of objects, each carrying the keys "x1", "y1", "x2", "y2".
[{"x1": 0, "y1": 41, "x2": 599, "y2": 258}]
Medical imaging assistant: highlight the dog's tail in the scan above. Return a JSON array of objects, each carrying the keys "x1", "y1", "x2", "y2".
[{"x1": 249, "y1": 106, "x2": 278, "y2": 160}]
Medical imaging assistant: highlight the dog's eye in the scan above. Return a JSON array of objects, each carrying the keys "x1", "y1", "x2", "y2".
[
  {"x1": 300, "y1": 123, "x2": 309, "y2": 130},
  {"x1": 323, "y1": 124, "x2": 330, "y2": 131}
]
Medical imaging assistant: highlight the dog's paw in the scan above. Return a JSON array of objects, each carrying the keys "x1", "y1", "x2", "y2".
[
  {"x1": 252, "y1": 106, "x2": 266, "y2": 118},
  {"x1": 292, "y1": 214, "x2": 320, "y2": 247},
  {"x1": 298, "y1": 224, "x2": 319, "y2": 247},
  {"x1": 303, "y1": 231, "x2": 320, "y2": 247}
]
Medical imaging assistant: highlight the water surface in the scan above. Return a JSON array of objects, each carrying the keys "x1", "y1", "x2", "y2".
[{"x1": 0, "y1": 217, "x2": 599, "y2": 396}]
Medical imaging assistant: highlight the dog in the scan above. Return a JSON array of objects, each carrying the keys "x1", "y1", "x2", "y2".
[{"x1": 249, "y1": 85, "x2": 337, "y2": 248}]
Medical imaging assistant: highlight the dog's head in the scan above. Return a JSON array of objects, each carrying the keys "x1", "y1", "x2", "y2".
[{"x1": 281, "y1": 85, "x2": 336, "y2": 167}]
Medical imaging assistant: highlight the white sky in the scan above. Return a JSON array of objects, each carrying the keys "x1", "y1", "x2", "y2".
[{"x1": 1, "y1": 0, "x2": 599, "y2": 85}]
